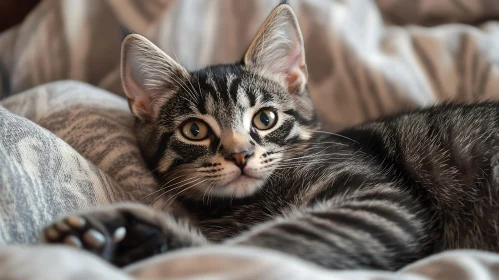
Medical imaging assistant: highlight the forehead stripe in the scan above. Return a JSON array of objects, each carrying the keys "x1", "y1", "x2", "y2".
[
  {"x1": 193, "y1": 75, "x2": 208, "y2": 114},
  {"x1": 247, "y1": 88, "x2": 256, "y2": 107},
  {"x1": 199, "y1": 75, "x2": 220, "y2": 103},
  {"x1": 229, "y1": 76, "x2": 242, "y2": 104}
]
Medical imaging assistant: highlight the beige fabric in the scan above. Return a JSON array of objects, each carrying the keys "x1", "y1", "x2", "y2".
[
  {"x1": 126, "y1": 247, "x2": 499, "y2": 280},
  {"x1": 376, "y1": 0, "x2": 499, "y2": 25},
  {"x1": 2, "y1": 246, "x2": 499, "y2": 280},
  {"x1": 2, "y1": 0, "x2": 499, "y2": 130},
  {"x1": 2, "y1": 81, "x2": 159, "y2": 203},
  {"x1": 0, "y1": 246, "x2": 132, "y2": 280},
  {"x1": 0, "y1": 82, "x2": 140, "y2": 244},
  {"x1": 0, "y1": 81, "x2": 182, "y2": 244}
]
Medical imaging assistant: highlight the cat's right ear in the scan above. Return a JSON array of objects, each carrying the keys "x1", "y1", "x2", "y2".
[
  {"x1": 121, "y1": 34, "x2": 190, "y2": 121},
  {"x1": 243, "y1": 4, "x2": 307, "y2": 95}
]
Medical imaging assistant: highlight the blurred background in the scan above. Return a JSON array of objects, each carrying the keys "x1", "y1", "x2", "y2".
[
  {"x1": 1, "y1": 0, "x2": 499, "y2": 131},
  {"x1": 0, "y1": 0, "x2": 40, "y2": 32}
]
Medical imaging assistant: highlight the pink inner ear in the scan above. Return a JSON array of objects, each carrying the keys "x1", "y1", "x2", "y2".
[
  {"x1": 284, "y1": 40, "x2": 306, "y2": 94},
  {"x1": 286, "y1": 70, "x2": 302, "y2": 94},
  {"x1": 124, "y1": 65, "x2": 153, "y2": 119},
  {"x1": 135, "y1": 98, "x2": 149, "y2": 114},
  {"x1": 287, "y1": 39, "x2": 303, "y2": 70}
]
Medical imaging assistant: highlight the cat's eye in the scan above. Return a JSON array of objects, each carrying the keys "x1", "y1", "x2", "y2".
[
  {"x1": 181, "y1": 120, "x2": 210, "y2": 141},
  {"x1": 253, "y1": 109, "x2": 277, "y2": 130}
]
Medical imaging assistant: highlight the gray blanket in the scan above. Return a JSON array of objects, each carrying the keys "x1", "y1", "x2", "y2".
[{"x1": 2, "y1": 0, "x2": 499, "y2": 278}]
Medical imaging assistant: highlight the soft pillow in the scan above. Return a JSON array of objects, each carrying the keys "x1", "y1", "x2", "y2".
[{"x1": 0, "y1": 81, "x2": 162, "y2": 244}]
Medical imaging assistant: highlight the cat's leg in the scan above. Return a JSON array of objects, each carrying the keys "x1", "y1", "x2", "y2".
[
  {"x1": 226, "y1": 185, "x2": 430, "y2": 270},
  {"x1": 42, "y1": 203, "x2": 208, "y2": 267}
]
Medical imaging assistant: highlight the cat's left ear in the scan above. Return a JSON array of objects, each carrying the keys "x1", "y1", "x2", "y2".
[
  {"x1": 244, "y1": 4, "x2": 307, "y2": 94},
  {"x1": 121, "y1": 34, "x2": 190, "y2": 121}
]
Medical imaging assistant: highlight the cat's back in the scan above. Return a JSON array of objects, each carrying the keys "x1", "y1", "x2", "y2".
[{"x1": 327, "y1": 102, "x2": 499, "y2": 251}]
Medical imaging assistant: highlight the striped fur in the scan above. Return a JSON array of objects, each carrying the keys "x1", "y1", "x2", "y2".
[{"x1": 44, "y1": 3, "x2": 499, "y2": 271}]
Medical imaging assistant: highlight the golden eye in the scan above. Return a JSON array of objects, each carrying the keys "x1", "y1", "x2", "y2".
[
  {"x1": 253, "y1": 109, "x2": 277, "y2": 130},
  {"x1": 181, "y1": 120, "x2": 210, "y2": 141}
]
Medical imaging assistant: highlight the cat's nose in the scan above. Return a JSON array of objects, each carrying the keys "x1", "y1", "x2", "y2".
[{"x1": 226, "y1": 151, "x2": 254, "y2": 169}]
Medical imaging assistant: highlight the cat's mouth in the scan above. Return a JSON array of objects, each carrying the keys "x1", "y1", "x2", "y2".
[
  {"x1": 222, "y1": 174, "x2": 264, "y2": 198},
  {"x1": 227, "y1": 174, "x2": 260, "y2": 185},
  {"x1": 201, "y1": 161, "x2": 269, "y2": 198},
  {"x1": 222, "y1": 163, "x2": 263, "y2": 185},
  {"x1": 209, "y1": 170, "x2": 265, "y2": 198}
]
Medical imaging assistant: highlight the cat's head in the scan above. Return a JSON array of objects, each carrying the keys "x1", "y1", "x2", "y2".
[{"x1": 121, "y1": 4, "x2": 318, "y2": 199}]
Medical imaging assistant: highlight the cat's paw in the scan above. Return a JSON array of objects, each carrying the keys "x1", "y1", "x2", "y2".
[
  {"x1": 43, "y1": 214, "x2": 127, "y2": 256},
  {"x1": 42, "y1": 204, "x2": 204, "y2": 267}
]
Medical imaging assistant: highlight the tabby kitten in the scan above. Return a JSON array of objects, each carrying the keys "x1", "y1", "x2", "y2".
[{"x1": 44, "y1": 3, "x2": 499, "y2": 270}]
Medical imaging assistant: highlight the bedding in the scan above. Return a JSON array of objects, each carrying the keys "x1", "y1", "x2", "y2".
[
  {"x1": 1, "y1": 0, "x2": 499, "y2": 278},
  {"x1": 2, "y1": 245, "x2": 499, "y2": 279}
]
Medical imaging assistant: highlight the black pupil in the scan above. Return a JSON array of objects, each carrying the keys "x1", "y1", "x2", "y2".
[
  {"x1": 190, "y1": 123, "x2": 200, "y2": 137},
  {"x1": 260, "y1": 112, "x2": 270, "y2": 126}
]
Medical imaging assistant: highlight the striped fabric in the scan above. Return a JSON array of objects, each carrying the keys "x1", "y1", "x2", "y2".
[
  {"x1": 0, "y1": 81, "x2": 157, "y2": 244},
  {"x1": 1, "y1": 0, "x2": 499, "y2": 278},
  {"x1": 2, "y1": 0, "x2": 499, "y2": 130}
]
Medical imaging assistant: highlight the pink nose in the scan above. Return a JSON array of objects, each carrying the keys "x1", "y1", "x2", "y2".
[{"x1": 227, "y1": 151, "x2": 254, "y2": 169}]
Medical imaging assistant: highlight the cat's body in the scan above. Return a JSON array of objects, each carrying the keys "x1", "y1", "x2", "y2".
[
  {"x1": 175, "y1": 101, "x2": 499, "y2": 269},
  {"x1": 44, "y1": 3, "x2": 499, "y2": 271}
]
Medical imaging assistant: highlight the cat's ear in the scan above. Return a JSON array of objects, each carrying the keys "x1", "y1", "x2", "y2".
[
  {"x1": 121, "y1": 34, "x2": 190, "y2": 121},
  {"x1": 244, "y1": 4, "x2": 307, "y2": 94}
]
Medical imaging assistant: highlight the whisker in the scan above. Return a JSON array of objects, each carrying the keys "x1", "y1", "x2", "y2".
[
  {"x1": 202, "y1": 182, "x2": 214, "y2": 204},
  {"x1": 139, "y1": 171, "x2": 185, "y2": 201},
  {"x1": 150, "y1": 177, "x2": 204, "y2": 204},
  {"x1": 144, "y1": 166, "x2": 162, "y2": 176},
  {"x1": 281, "y1": 153, "x2": 350, "y2": 163},
  {"x1": 311, "y1": 130, "x2": 359, "y2": 144},
  {"x1": 208, "y1": 184, "x2": 215, "y2": 204},
  {"x1": 162, "y1": 179, "x2": 208, "y2": 209},
  {"x1": 149, "y1": 177, "x2": 202, "y2": 202}
]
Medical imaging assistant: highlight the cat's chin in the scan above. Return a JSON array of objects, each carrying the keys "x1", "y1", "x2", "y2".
[{"x1": 213, "y1": 175, "x2": 265, "y2": 198}]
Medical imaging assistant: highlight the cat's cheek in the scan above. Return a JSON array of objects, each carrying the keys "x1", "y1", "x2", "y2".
[
  {"x1": 243, "y1": 165, "x2": 266, "y2": 179},
  {"x1": 243, "y1": 151, "x2": 280, "y2": 180}
]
